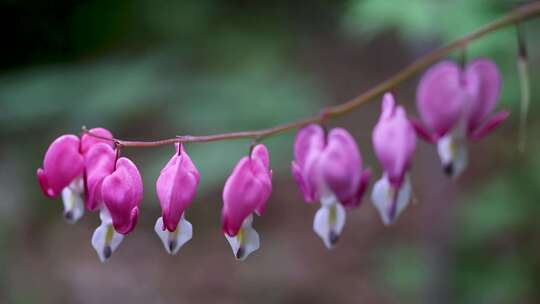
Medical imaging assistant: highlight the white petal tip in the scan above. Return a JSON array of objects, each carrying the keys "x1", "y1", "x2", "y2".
[
  {"x1": 225, "y1": 224, "x2": 260, "y2": 261},
  {"x1": 61, "y1": 186, "x2": 84, "y2": 224},
  {"x1": 92, "y1": 211, "x2": 124, "y2": 262},
  {"x1": 371, "y1": 176, "x2": 412, "y2": 226},
  {"x1": 313, "y1": 202, "x2": 345, "y2": 249},
  {"x1": 154, "y1": 216, "x2": 193, "y2": 256},
  {"x1": 63, "y1": 210, "x2": 82, "y2": 224},
  {"x1": 437, "y1": 134, "x2": 468, "y2": 179}
]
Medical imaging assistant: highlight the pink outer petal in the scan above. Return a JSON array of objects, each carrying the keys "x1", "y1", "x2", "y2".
[
  {"x1": 37, "y1": 168, "x2": 53, "y2": 197},
  {"x1": 80, "y1": 128, "x2": 113, "y2": 154},
  {"x1": 470, "y1": 110, "x2": 510, "y2": 141},
  {"x1": 37, "y1": 135, "x2": 84, "y2": 198},
  {"x1": 464, "y1": 59, "x2": 502, "y2": 134},
  {"x1": 341, "y1": 169, "x2": 371, "y2": 209},
  {"x1": 252, "y1": 144, "x2": 270, "y2": 170},
  {"x1": 373, "y1": 93, "x2": 417, "y2": 186},
  {"x1": 84, "y1": 143, "x2": 116, "y2": 211},
  {"x1": 251, "y1": 145, "x2": 272, "y2": 216},
  {"x1": 416, "y1": 61, "x2": 465, "y2": 137},
  {"x1": 319, "y1": 128, "x2": 364, "y2": 206},
  {"x1": 293, "y1": 124, "x2": 325, "y2": 169},
  {"x1": 292, "y1": 124, "x2": 325, "y2": 202},
  {"x1": 156, "y1": 144, "x2": 200, "y2": 232},
  {"x1": 222, "y1": 146, "x2": 272, "y2": 236},
  {"x1": 410, "y1": 118, "x2": 436, "y2": 143},
  {"x1": 102, "y1": 157, "x2": 143, "y2": 235},
  {"x1": 291, "y1": 161, "x2": 315, "y2": 202}
]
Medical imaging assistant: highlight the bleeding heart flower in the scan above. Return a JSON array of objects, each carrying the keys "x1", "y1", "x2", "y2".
[
  {"x1": 413, "y1": 58, "x2": 509, "y2": 178},
  {"x1": 37, "y1": 135, "x2": 85, "y2": 223},
  {"x1": 101, "y1": 157, "x2": 142, "y2": 234},
  {"x1": 291, "y1": 125, "x2": 370, "y2": 248},
  {"x1": 222, "y1": 144, "x2": 272, "y2": 260},
  {"x1": 155, "y1": 144, "x2": 200, "y2": 255},
  {"x1": 91, "y1": 157, "x2": 142, "y2": 262},
  {"x1": 371, "y1": 93, "x2": 417, "y2": 225}
]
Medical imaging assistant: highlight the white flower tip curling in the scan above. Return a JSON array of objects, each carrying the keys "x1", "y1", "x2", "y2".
[
  {"x1": 225, "y1": 215, "x2": 260, "y2": 261},
  {"x1": 61, "y1": 186, "x2": 84, "y2": 224},
  {"x1": 92, "y1": 209, "x2": 124, "y2": 263},
  {"x1": 371, "y1": 176, "x2": 412, "y2": 226},
  {"x1": 313, "y1": 202, "x2": 346, "y2": 249},
  {"x1": 437, "y1": 134, "x2": 468, "y2": 179},
  {"x1": 154, "y1": 216, "x2": 193, "y2": 255}
]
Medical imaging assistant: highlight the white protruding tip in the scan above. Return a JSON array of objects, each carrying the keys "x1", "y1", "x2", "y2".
[
  {"x1": 61, "y1": 177, "x2": 85, "y2": 224},
  {"x1": 313, "y1": 199, "x2": 345, "y2": 249},
  {"x1": 154, "y1": 216, "x2": 193, "y2": 255},
  {"x1": 91, "y1": 208, "x2": 124, "y2": 263},
  {"x1": 437, "y1": 133, "x2": 468, "y2": 179},
  {"x1": 371, "y1": 175, "x2": 412, "y2": 226},
  {"x1": 224, "y1": 215, "x2": 260, "y2": 261}
]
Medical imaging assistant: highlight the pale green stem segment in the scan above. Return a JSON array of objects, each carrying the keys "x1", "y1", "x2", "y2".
[{"x1": 518, "y1": 56, "x2": 530, "y2": 153}]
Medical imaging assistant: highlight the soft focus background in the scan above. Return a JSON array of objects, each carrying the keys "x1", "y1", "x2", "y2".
[{"x1": 1, "y1": 0, "x2": 540, "y2": 303}]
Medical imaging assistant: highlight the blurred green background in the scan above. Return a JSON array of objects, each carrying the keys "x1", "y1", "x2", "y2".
[{"x1": 1, "y1": 0, "x2": 539, "y2": 303}]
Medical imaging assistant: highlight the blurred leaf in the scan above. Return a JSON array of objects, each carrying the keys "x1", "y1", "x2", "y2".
[{"x1": 377, "y1": 244, "x2": 430, "y2": 301}]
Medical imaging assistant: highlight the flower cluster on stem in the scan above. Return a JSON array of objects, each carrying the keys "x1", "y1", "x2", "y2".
[{"x1": 36, "y1": 1, "x2": 540, "y2": 261}]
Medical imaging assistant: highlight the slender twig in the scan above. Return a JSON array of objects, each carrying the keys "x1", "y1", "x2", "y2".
[{"x1": 82, "y1": 2, "x2": 540, "y2": 148}]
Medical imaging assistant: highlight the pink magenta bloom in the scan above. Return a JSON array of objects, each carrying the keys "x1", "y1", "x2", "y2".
[
  {"x1": 371, "y1": 93, "x2": 417, "y2": 225},
  {"x1": 222, "y1": 144, "x2": 272, "y2": 260},
  {"x1": 101, "y1": 157, "x2": 143, "y2": 235},
  {"x1": 155, "y1": 144, "x2": 200, "y2": 255},
  {"x1": 291, "y1": 125, "x2": 370, "y2": 248},
  {"x1": 414, "y1": 59, "x2": 509, "y2": 177},
  {"x1": 37, "y1": 134, "x2": 85, "y2": 222},
  {"x1": 37, "y1": 135, "x2": 84, "y2": 198}
]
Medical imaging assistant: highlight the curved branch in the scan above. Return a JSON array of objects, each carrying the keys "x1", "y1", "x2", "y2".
[{"x1": 83, "y1": 1, "x2": 540, "y2": 148}]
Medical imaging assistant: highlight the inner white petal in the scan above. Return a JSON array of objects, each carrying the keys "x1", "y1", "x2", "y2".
[
  {"x1": 91, "y1": 208, "x2": 124, "y2": 263},
  {"x1": 69, "y1": 175, "x2": 85, "y2": 194},
  {"x1": 371, "y1": 175, "x2": 412, "y2": 226},
  {"x1": 437, "y1": 133, "x2": 468, "y2": 178},
  {"x1": 313, "y1": 201, "x2": 345, "y2": 249},
  {"x1": 61, "y1": 186, "x2": 84, "y2": 224},
  {"x1": 154, "y1": 215, "x2": 193, "y2": 255},
  {"x1": 394, "y1": 175, "x2": 412, "y2": 221},
  {"x1": 371, "y1": 176, "x2": 392, "y2": 225},
  {"x1": 224, "y1": 214, "x2": 260, "y2": 261}
]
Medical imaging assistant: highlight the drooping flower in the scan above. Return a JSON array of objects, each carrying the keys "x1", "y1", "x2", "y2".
[
  {"x1": 291, "y1": 125, "x2": 370, "y2": 248},
  {"x1": 414, "y1": 58, "x2": 509, "y2": 178},
  {"x1": 371, "y1": 93, "x2": 417, "y2": 225},
  {"x1": 37, "y1": 128, "x2": 115, "y2": 223},
  {"x1": 37, "y1": 135, "x2": 85, "y2": 223},
  {"x1": 155, "y1": 144, "x2": 200, "y2": 255},
  {"x1": 222, "y1": 144, "x2": 272, "y2": 260},
  {"x1": 80, "y1": 128, "x2": 127, "y2": 262},
  {"x1": 92, "y1": 157, "x2": 142, "y2": 262},
  {"x1": 101, "y1": 157, "x2": 142, "y2": 234},
  {"x1": 85, "y1": 143, "x2": 118, "y2": 262}
]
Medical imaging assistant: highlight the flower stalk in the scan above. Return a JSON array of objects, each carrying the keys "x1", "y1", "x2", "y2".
[{"x1": 516, "y1": 23, "x2": 530, "y2": 153}]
